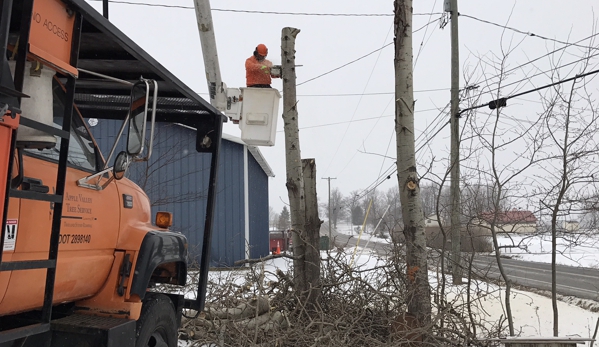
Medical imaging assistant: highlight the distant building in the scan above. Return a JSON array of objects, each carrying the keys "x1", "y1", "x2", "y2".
[
  {"x1": 425, "y1": 214, "x2": 443, "y2": 228},
  {"x1": 478, "y1": 210, "x2": 537, "y2": 234},
  {"x1": 563, "y1": 220, "x2": 580, "y2": 232}
]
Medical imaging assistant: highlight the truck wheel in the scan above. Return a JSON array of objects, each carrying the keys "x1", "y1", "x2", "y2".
[{"x1": 135, "y1": 293, "x2": 178, "y2": 347}]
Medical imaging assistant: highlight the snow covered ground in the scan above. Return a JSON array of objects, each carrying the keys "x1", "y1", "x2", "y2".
[
  {"x1": 495, "y1": 233, "x2": 599, "y2": 269},
  {"x1": 179, "y1": 246, "x2": 599, "y2": 346},
  {"x1": 179, "y1": 223, "x2": 599, "y2": 345},
  {"x1": 335, "y1": 221, "x2": 599, "y2": 269}
]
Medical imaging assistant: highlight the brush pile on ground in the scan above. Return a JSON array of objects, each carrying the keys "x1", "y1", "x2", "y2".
[{"x1": 178, "y1": 248, "x2": 507, "y2": 346}]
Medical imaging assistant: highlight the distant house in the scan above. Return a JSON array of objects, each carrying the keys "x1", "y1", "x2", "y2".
[
  {"x1": 478, "y1": 210, "x2": 537, "y2": 234},
  {"x1": 425, "y1": 214, "x2": 443, "y2": 228},
  {"x1": 563, "y1": 220, "x2": 580, "y2": 232}
]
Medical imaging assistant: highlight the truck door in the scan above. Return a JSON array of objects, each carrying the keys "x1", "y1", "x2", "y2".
[
  {"x1": 0, "y1": 114, "x2": 19, "y2": 306},
  {"x1": 0, "y1": 87, "x2": 120, "y2": 314}
]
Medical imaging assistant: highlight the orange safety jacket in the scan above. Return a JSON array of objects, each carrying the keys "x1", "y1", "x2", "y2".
[{"x1": 245, "y1": 56, "x2": 273, "y2": 86}]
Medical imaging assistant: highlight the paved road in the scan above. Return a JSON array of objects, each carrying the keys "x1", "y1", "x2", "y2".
[
  {"x1": 471, "y1": 255, "x2": 599, "y2": 301},
  {"x1": 330, "y1": 230, "x2": 599, "y2": 301}
]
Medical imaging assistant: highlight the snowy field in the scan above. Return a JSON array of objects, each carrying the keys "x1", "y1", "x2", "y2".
[
  {"x1": 179, "y1": 247, "x2": 599, "y2": 346},
  {"x1": 335, "y1": 221, "x2": 599, "y2": 269},
  {"x1": 495, "y1": 233, "x2": 599, "y2": 269}
]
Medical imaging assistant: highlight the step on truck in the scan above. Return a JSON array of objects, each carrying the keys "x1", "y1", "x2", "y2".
[{"x1": 0, "y1": 1, "x2": 225, "y2": 346}]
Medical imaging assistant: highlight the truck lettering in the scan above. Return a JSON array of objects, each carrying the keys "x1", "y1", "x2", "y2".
[
  {"x1": 58, "y1": 234, "x2": 91, "y2": 244},
  {"x1": 78, "y1": 194, "x2": 92, "y2": 203},
  {"x1": 77, "y1": 205, "x2": 92, "y2": 214},
  {"x1": 32, "y1": 12, "x2": 41, "y2": 24},
  {"x1": 65, "y1": 192, "x2": 78, "y2": 202},
  {"x1": 42, "y1": 19, "x2": 68, "y2": 42}
]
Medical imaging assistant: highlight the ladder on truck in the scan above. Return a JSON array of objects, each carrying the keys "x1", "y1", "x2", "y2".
[{"x1": 0, "y1": 0, "x2": 81, "y2": 342}]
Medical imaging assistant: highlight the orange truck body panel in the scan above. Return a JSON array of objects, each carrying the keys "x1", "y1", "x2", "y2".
[
  {"x1": 0, "y1": 149, "x2": 158, "y2": 318},
  {"x1": 0, "y1": 112, "x2": 20, "y2": 306},
  {"x1": 1, "y1": 155, "x2": 110, "y2": 314},
  {"x1": 29, "y1": 0, "x2": 78, "y2": 77}
]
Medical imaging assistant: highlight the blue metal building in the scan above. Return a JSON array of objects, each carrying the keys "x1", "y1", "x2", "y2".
[{"x1": 90, "y1": 120, "x2": 274, "y2": 267}]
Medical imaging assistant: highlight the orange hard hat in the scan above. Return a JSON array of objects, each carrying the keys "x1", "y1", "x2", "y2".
[{"x1": 256, "y1": 44, "x2": 268, "y2": 56}]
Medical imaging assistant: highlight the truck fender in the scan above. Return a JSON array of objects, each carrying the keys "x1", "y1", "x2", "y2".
[{"x1": 130, "y1": 231, "x2": 188, "y2": 299}]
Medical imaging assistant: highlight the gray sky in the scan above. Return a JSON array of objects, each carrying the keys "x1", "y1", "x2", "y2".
[{"x1": 86, "y1": 0, "x2": 599, "y2": 215}]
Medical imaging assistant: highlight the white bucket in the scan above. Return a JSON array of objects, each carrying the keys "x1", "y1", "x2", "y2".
[{"x1": 9, "y1": 60, "x2": 57, "y2": 149}]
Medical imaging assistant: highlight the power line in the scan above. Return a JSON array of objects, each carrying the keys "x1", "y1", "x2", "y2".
[
  {"x1": 322, "y1": 23, "x2": 394, "y2": 177},
  {"x1": 466, "y1": 50, "x2": 599, "y2": 102},
  {"x1": 416, "y1": 121, "x2": 450, "y2": 155},
  {"x1": 461, "y1": 32, "x2": 599, "y2": 94},
  {"x1": 274, "y1": 107, "x2": 443, "y2": 132},
  {"x1": 355, "y1": 162, "x2": 397, "y2": 200},
  {"x1": 197, "y1": 88, "x2": 449, "y2": 98},
  {"x1": 460, "y1": 13, "x2": 598, "y2": 50},
  {"x1": 90, "y1": 1, "x2": 442, "y2": 16},
  {"x1": 353, "y1": 104, "x2": 452, "y2": 201},
  {"x1": 460, "y1": 66, "x2": 599, "y2": 115},
  {"x1": 297, "y1": 88, "x2": 449, "y2": 97},
  {"x1": 296, "y1": 43, "x2": 392, "y2": 86},
  {"x1": 414, "y1": 0, "x2": 439, "y2": 69},
  {"x1": 297, "y1": 18, "x2": 440, "y2": 87}
]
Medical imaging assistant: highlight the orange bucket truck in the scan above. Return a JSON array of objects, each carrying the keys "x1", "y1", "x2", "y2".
[{"x1": 0, "y1": 1, "x2": 224, "y2": 346}]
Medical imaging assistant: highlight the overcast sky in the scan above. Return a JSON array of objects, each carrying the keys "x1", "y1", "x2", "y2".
[{"x1": 86, "y1": 0, "x2": 599, "y2": 216}]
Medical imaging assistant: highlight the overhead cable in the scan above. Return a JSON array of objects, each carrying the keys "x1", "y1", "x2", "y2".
[
  {"x1": 460, "y1": 67, "x2": 599, "y2": 115},
  {"x1": 297, "y1": 18, "x2": 440, "y2": 86},
  {"x1": 90, "y1": 1, "x2": 442, "y2": 16},
  {"x1": 460, "y1": 13, "x2": 599, "y2": 50}
]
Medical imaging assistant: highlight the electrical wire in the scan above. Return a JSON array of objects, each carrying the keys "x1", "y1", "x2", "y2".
[
  {"x1": 461, "y1": 32, "x2": 599, "y2": 95},
  {"x1": 353, "y1": 103, "x2": 452, "y2": 201},
  {"x1": 465, "y1": 50, "x2": 599, "y2": 103},
  {"x1": 297, "y1": 18, "x2": 440, "y2": 87},
  {"x1": 460, "y1": 13, "x2": 599, "y2": 50},
  {"x1": 322, "y1": 22, "x2": 394, "y2": 177},
  {"x1": 460, "y1": 66, "x2": 599, "y2": 115},
  {"x1": 197, "y1": 88, "x2": 449, "y2": 97},
  {"x1": 90, "y1": 1, "x2": 442, "y2": 16},
  {"x1": 315, "y1": 16, "x2": 442, "y2": 179},
  {"x1": 296, "y1": 43, "x2": 392, "y2": 87},
  {"x1": 414, "y1": 0, "x2": 438, "y2": 69}
]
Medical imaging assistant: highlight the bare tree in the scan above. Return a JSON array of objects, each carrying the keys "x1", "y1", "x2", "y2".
[
  {"x1": 394, "y1": 0, "x2": 431, "y2": 328},
  {"x1": 534, "y1": 45, "x2": 599, "y2": 335},
  {"x1": 320, "y1": 187, "x2": 346, "y2": 228}
]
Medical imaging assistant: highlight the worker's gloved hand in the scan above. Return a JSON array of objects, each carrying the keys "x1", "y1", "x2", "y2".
[{"x1": 260, "y1": 65, "x2": 270, "y2": 74}]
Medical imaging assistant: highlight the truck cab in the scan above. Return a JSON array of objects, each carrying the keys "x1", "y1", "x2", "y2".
[{"x1": 0, "y1": 1, "x2": 224, "y2": 346}]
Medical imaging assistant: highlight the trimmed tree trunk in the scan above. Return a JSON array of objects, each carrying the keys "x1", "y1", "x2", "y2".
[
  {"x1": 394, "y1": 0, "x2": 432, "y2": 327},
  {"x1": 281, "y1": 27, "x2": 307, "y2": 297},
  {"x1": 302, "y1": 158, "x2": 322, "y2": 309}
]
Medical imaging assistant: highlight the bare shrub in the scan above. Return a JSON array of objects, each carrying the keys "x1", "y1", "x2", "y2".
[{"x1": 179, "y1": 247, "x2": 507, "y2": 346}]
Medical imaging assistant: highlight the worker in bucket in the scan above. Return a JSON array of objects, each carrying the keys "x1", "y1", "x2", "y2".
[{"x1": 245, "y1": 43, "x2": 278, "y2": 88}]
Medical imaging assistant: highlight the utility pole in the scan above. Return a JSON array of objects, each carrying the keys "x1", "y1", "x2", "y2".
[
  {"x1": 322, "y1": 177, "x2": 336, "y2": 243},
  {"x1": 394, "y1": 0, "x2": 431, "y2": 328},
  {"x1": 448, "y1": 0, "x2": 462, "y2": 285}
]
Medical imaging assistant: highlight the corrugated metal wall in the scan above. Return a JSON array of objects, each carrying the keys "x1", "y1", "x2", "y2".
[
  {"x1": 90, "y1": 120, "x2": 269, "y2": 266},
  {"x1": 248, "y1": 153, "x2": 269, "y2": 259}
]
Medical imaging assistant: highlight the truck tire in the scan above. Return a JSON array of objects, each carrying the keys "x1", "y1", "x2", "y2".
[{"x1": 135, "y1": 293, "x2": 178, "y2": 347}]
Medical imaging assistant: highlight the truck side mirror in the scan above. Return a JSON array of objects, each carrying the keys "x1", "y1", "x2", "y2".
[
  {"x1": 113, "y1": 151, "x2": 130, "y2": 180},
  {"x1": 127, "y1": 80, "x2": 150, "y2": 156}
]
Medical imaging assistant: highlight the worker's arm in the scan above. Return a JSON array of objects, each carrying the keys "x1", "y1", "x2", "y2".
[{"x1": 245, "y1": 58, "x2": 270, "y2": 74}]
